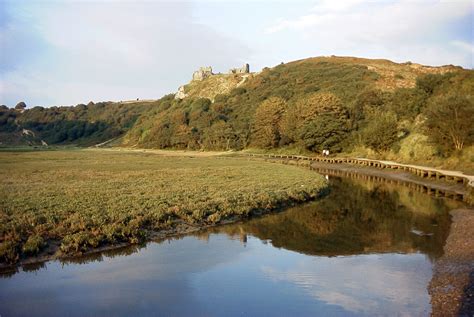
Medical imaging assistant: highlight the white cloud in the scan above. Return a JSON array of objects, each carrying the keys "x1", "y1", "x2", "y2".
[
  {"x1": 264, "y1": 0, "x2": 473, "y2": 67},
  {"x1": 0, "y1": 1, "x2": 251, "y2": 106},
  {"x1": 311, "y1": 0, "x2": 370, "y2": 13},
  {"x1": 0, "y1": 0, "x2": 471, "y2": 106}
]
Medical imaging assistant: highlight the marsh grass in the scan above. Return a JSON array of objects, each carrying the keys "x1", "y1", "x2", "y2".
[{"x1": 0, "y1": 149, "x2": 326, "y2": 263}]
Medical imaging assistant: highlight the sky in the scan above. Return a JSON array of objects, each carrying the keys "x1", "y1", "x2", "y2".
[{"x1": 0, "y1": 0, "x2": 473, "y2": 107}]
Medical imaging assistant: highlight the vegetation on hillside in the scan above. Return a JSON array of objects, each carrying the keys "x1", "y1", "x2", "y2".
[
  {"x1": 1, "y1": 57, "x2": 472, "y2": 171},
  {"x1": 0, "y1": 101, "x2": 156, "y2": 146},
  {"x1": 0, "y1": 149, "x2": 327, "y2": 264},
  {"x1": 122, "y1": 58, "x2": 473, "y2": 171},
  {"x1": 123, "y1": 60, "x2": 378, "y2": 150}
]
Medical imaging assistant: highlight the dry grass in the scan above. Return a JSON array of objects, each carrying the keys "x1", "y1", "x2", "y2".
[
  {"x1": 182, "y1": 73, "x2": 252, "y2": 101},
  {"x1": 0, "y1": 149, "x2": 327, "y2": 263},
  {"x1": 297, "y1": 56, "x2": 460, "y2": 91}
]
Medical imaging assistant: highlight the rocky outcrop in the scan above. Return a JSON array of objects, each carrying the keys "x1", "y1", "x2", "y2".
[
  {"x1": 174, "y1": 86, "x2": 187, "y2": 100},
  {"x1": 22, "y1": 129, "x2": 35, "y2": 137}
]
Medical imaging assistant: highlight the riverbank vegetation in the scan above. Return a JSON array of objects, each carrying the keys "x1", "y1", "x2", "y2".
[{"x1": 0, "y1": 149, "x2": 327, "y2": 264}]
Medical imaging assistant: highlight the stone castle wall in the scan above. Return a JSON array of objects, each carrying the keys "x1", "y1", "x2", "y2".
[
  {"x1": 229, "y1": 63, "x2": 250, "y2": 74},
  {"x1": 192, "y1": 64, "x2": 250, "y2": 82},
  {"x1": 192, "y1": 66, "x2": 213, "y2": 81}
]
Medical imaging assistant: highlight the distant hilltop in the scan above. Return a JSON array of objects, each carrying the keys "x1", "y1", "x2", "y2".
[{"x1": 174, "y1": 56, "x2": 463, "y2": 101}]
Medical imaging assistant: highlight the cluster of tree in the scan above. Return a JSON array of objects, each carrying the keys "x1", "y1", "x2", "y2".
[
  {"x1": 0, "y1": 101, "x2": 156, "y2": 146},
  {"x1": 125, "y1": 95, "x2": 250, "y2": 150},
  {"x1": 252, "y1": 93, "x2": 350, "y2": 152},
  {"x1": 127, "y1": 62, "x2": 473, "y2": 157},
  {"x1": 125, "y1": 60, "x2": 376, "y2": 151},
  {"x1": 0, "y1": 106, "x2": 18, "y2": 133}
]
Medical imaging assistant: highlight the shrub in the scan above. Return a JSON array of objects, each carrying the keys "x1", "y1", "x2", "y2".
[
  {"x1": 424, "y1": 94, "x2": 474, "y2": 151},
  {"x1": 252, "y1": 97, "x2": 287, "y2": 148},
  {"x1": 22, "y1": 235, "x2": 45, "y2": 255},
  {"x1": 361, "y1": 111, "x2": 399, "y2": 152},
  {"x1": 0, "y1": 241, "x2": 19, "y2": 263}
]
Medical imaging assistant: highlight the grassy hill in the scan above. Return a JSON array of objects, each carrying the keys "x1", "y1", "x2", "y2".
[
  {"x1": 1, "y1": 56, "x2": 472, "y2": 171},
  {"x1": 0, "y1": 100, "x2": 157, "y2": 147},
  {"x1": 123, "y1": 56, "x2": 473, "y2": 172}
]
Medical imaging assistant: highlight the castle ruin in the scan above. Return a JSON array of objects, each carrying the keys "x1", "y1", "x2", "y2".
[
  {"x1": 192, "y1": 64, "x2": 250, "y2": 82},
  {"x1": 176, "y1": 63, "x2": 251, "y2": 99},
  {"x1": 192, "y1": 66, "x2": 213, "y2": 81},
  {"x1": 229, "y1": 63, "x2": 250, "y2": 74}
]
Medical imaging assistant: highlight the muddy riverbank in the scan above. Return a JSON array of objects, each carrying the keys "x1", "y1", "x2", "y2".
[{"x1": 429, "y1": 209, "x2": 474, "y2": 316}]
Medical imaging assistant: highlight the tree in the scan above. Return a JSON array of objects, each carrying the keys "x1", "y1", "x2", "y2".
[
  {"x1": 203, "y1": 121, "x2": 236, "y2": 150},
  {"x1": 280, "y1": 92, "x2": 348, "y2": 145},
  {"x1": 299, "y1": 115, "x2": 350, "y2": 152},
  {"x1": 424, "y1": 94, "x2": 474, "y2": 151},
  {"x1": 252, "y1": 97, "x2": 287, "y2": 148},
  {"x1": 362, "y1": 111, "x2": 398, "y2": 152},
  {"x1": 170, "y1": 124, "x2": 193, "y2": 149}
]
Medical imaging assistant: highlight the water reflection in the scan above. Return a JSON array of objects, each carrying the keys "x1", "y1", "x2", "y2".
[
  {"x1": 0, "y1": 177, "x2": 462, "y2": 316},
  {"x1": 210, "y1": 177, "x2": 458, "y2": 260},
  {"x1": 261, "y1": 253, "x2": 433, "y2": 315}
]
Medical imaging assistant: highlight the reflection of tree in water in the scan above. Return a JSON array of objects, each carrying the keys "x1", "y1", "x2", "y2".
[
  {"x1": 60, "y1": 244, "x2": 144, "y2": 266},
  {"x1": 5, "y1": 177, "x2": 458, "y2": 276},
  {"x1": 216, "y1": 177, "x2": 455, "y2": 260},
  {"x1": 0, "y1": 258, "x2": 47, "y2": 277}
]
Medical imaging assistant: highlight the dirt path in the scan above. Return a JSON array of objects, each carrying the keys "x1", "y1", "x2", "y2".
[
  {"x1": 429, "y1": 209, "x2": 474, "y2": 316},
  {"x1": 89, "y1": 147, "x2": 235, "y2": 157}
]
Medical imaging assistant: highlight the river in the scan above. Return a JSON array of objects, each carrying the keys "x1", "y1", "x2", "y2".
[{"x1": 0, "y1": 176, "x2": 464, "y2": 316}]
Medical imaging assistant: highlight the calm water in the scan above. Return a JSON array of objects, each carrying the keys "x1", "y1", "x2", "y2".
[{"x1": 0, "y1": 177, "x2": 462, "y2": 316}]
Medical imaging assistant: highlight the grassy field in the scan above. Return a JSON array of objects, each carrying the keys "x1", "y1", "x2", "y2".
[{"x1": 0, "y1": 149, "x2": 327, "y2": 264}]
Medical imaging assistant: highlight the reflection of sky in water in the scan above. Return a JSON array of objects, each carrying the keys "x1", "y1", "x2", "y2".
[
  {"x1": 0, "y1": 233, "x2": 432, "y2": 316},
  {"x1": 261, "y1": 253, "x2": 432, "y2": 316}
]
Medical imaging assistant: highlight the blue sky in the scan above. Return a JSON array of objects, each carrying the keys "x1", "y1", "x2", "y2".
[{"x1": 0, "y1": 0, "x2": 472, "y2": 107}]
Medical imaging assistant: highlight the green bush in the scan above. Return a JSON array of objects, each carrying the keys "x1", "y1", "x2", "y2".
[
  {"x1": 361, "y1": 111, "x2": 399, "y2": 152},
  {"x1": 424, "y1": 94, "x2": 474, "y2": 152},
  {"x1": 22, "y1": 235, "x2": 45, "y2": 255},
  {"x1": 0, "y1": 241, "x2": 19, "y2": 263}
]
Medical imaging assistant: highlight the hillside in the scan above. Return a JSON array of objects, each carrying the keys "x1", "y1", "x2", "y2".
[
  {"x1": 122, "y1": 56, "x2": 473, "y2": 172},
  {"x1": 0, "y1": 100, "x2": 157, "y2": 147},
  {"x1": 1, "y1": 56, "x2": 472, "y2": 171}
]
